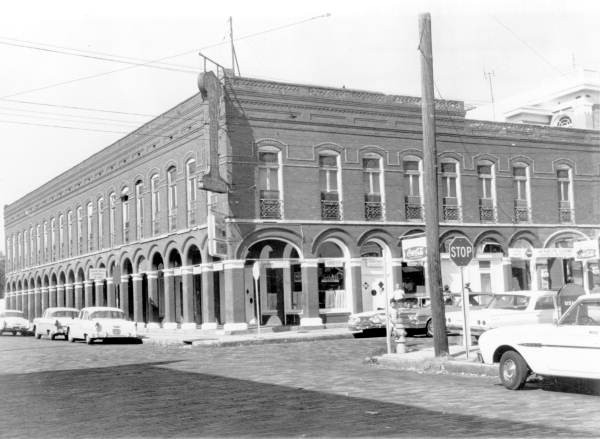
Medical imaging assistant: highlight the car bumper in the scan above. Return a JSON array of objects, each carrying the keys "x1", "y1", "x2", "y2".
[
  {"x1": 348, "y1": 323, "x2": 384, "y2": 332},
  {"x1": 447, "y1": 325, "x2": 486, "y2": 336},
  {"x1": 90, "y1": 331, "x2": 139, "y2": 339},
  {"x1": 3, "y1": 325, "x2": 30, "y2": 332}
]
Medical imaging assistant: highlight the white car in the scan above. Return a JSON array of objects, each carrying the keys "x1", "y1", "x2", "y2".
[
  {"x1": 445, "y1": 290, "x2": 557, "y2": 337},
  {"x1": 479, "y1": 293, "x2": 600, "y2": 390},
  {"x1": 0, "y1": 310, "x2": 31, "y2": 336},
  {"x1": 33, "y1": 307, "x2": 79, "y2": 340},
  {"x1": 67, "y1": 307, "x2": 139, "y2": 344}
]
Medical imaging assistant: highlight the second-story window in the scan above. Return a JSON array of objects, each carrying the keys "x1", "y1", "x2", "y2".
[
  {"x1": 97, "y1": 198, "x2": 104, "y2": 249},
  {"x1": 43, "y1": 221, "x2": 48, "y2": 261},
  {"x1": 557, "y1": 167, "x2": 574, "y2": 223},
  {"x1": 167, "y1": 167, "x2": 177, "y2": 232},
  {"x1": 403, "y1": 158, "x2": 423, "y2": 220},
  {"x1": 23, "y1": 230, "x2": 28, "y2": 267},
  {"x1": 67, "y1": 211, "x2": 73, "y2": 257},
  {"x1": 36, "y1": 224, "x2": 41, "y2": 263},
  {"x1": 441, "y1": 160, "x2": 461, "y2": 221},
  {"x1": 363, "y1": 156, "x2": 384, "y2": 221},
  {"x1": 17, "y1": 233, "x2": 22, "y2": 268},
  {"x1": 76, "y1": 207, "x2": 83, "y2": 253},
  {"x1": 58, "y1": 214, "x2": 64, "y2": 258},
  {"x1": 86, "y1": 203, "x2": 93, "y2": 251},
  {"x1": 513, "y1": 164, "x2": 530, "y2": 223},
  {"x1": 135, "y1": 181, "x2": 144, "y2": 240},
  {"x1": 478, "y1": 162, "x2": 496, "y2": 222},
  {"x1": 109, "y1": 193, "x2": 116, "y2": 247},
  {"x1": 29, "y1": 226, "x2": 34, "y2": 266},
  {"x1": 121, "y1": 187, "x2": 130, "y2": 243},
  {"x1": 186, "y1": 159, "x2": 198, "y2": 226},
  {"x1": 258, "y1": 150, "x2": 282, "y2": 219},
  {"x1": 319, "y1": 153, "x2": 341, "y2": 220},
  {"x1": 151, "y1": 174, "x2": 160, "y2": 235},
  {"x1": 50, "y1": 218, "x2": 56, "y2": 260}
]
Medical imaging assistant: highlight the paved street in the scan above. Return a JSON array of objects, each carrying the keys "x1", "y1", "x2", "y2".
[{"x1": 0, "y1": 334, "x2": 599, "y2": 438}]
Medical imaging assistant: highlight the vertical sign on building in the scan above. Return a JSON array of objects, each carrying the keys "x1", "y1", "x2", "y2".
[{"x1": 207, "y1": 210, "x2": 228, "y2": 258}]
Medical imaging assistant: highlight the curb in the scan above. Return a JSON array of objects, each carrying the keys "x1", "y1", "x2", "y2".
[{"x1": 376, "y1": 354, "x2": 498, "y2": 377}]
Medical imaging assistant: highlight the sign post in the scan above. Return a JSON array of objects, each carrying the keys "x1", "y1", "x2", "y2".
[
  {"x1": 448, "y1": 236, "x2": 474, "y2": 359},
  {"x1": 252, "y1": 262, "x2": 261, "y2": 338}
]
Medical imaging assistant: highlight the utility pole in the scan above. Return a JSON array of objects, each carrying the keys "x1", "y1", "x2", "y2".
[
  {"x1": 484, "y1": 70, "x2": 496, "y2": 121},
  {"x1": 418, "y1": 12, "x2": 448, "y2": 357}
]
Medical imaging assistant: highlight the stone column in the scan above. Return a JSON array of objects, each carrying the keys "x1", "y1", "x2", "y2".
[
  {"x1": 120, "y1": 275, "x2": 130, "y2": 318},
  {"x1": 39, "y1": 287, "x2": 47, "y2": 317},
  {"x1": 300, "y1": 259, "x2": 323, "y2": 327},
  {"x1": 65, "y1": 284, "x2": 74, "y2": 308},
  {"x1": 163, "y1": 269, "x2": 176, "y2": 329},
  {"x1": 222, "y1": 260, "x2": 248, "y2": 332},
  {"x1": 95, "y1": 279, "x2": 105, "y2": 306},
  {"x1": 29, "y1": 290, "x2": 36, "y2": 321},
  {"x1": 146, "y1": 271, "x2": 159, "y2": 326},
  {"x1": 106, "y1": 278, "x2": 116, "y2": 307},
  {"x1": 74, "y1": 282, "x2": 83, "y2": 309},
  {"x1": 84, "y1": 280, "x2": 93, "y2": 308},
  {"x1": 57, "y1": 284, "x2": 65, "y2": 307},
  {"x1": 349, "y1": 260, "x2": 363, "y2": 314},
  {"x1": 200, "y1": 265, "x2": 216, "y2": 329},
  {"x1": 181, "y1": 266, "x2": 195, "y2": 329},
  {"x1": 132, "y1": 273, "x2": 144, "y2": 323},
  {"x1": 22, "y1": 291, "x2": 28, "y2": 317},
  {"x1": 49, "y1": 285, "x2": 57, "y2": 308}
]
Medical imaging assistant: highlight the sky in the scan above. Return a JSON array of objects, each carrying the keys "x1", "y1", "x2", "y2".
[{"x1": 1, "y1": 0, "x2": 600, "y2": 253}]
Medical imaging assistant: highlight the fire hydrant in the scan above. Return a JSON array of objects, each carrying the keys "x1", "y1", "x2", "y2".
[{"x1": 390, "y1": 302, "x2": 408, "y2": 354}]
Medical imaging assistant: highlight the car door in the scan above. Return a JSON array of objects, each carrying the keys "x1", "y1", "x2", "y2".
[
  {"x1": 545, "y1": 299, "x2": 600, "y2": 379},
  {"x1": 73, "y1": 311, "x2": 86, "y2": 338}
]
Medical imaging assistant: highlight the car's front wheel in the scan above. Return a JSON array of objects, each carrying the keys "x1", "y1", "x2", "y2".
[
  {"x1": 499, "y1": 350, "x2": 530, "y2": 390},
  {"x1": 34, "y1": 327, "x2": 42, "y2": 339}
]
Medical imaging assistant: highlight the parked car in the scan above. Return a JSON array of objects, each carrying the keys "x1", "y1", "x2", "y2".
[
  {"x1": 67, "y1": 307, "x2": 139, "y2": 344},
  {"x1": 33, "y1": 307, "x2": 79, "y2": 340},
  {"x1": 479, "y1": 293, "x2": 600, "y2": 390},
  {"x1": 0, "y1": 310, "x2": 31, "y2": 336},
  {"x1": 348, "y1": 292, "x2": 493, "y2": 337},
  {"x1": 446, "y1": 290, "x2": 557, "y2": 337}
]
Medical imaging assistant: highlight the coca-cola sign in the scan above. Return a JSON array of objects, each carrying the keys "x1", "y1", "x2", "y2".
[
  {"x1": 405, "y1": 246, "x2": 426, "y2": 260},
  {"x1": 402, "y1": 235, "x2": 427, "y2": 262}
]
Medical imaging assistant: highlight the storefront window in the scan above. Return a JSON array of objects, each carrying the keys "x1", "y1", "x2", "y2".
[{"x1": 317, "y1": 241, "x2": 348, "y2": 311}]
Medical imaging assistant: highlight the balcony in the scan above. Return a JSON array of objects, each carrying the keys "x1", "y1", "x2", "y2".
[
  {"x1": 364, "y1": 202, "x2": 383, "y2": 221},
  {"x1": 260, "y1": 198, "x2": 282, "y2": 219},
  {"x1": 479, "y1": 198, "x2": 496, "y2": 223},
  {"x1": 514, "y1": 200, "x2": 530, "y2": 223},
  {"x1": 405, "y1": 196, "x2": 423, "y2": 221},
  {"x1": 442, "y1": 197, "x2": 461, "y2": 222},
  {"x1": 559, "y1": 202, "x2": 574, "y2": 223}
]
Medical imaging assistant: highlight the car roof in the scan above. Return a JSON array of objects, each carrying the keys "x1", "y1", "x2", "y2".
[
  {"x1": 495, "y1": 290, "x2": 556, "y2": 297},
  {"x1": 80, "y1": 307, "x2": 124, "y2": 312},
  {"x1": 45, "y1": 307, "x2": 79, "y2": 312}
]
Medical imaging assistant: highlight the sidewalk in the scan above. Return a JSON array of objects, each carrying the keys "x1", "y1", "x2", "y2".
[
  {"x1": 138, "y1": 324, "x2": 355, "y2": 347},
  {"x1": 375, "y1": 343, "x2": 498, "y2": 377}
]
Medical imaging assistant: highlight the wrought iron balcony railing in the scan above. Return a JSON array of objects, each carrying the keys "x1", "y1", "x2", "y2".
[{"x1": 260, "y1": 198, "x2": 282, "y2": 219}]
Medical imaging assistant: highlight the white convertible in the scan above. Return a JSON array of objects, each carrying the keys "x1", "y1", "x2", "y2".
[
  {"x1": 67, "y1": 307, "x2": 139, "y2": 344},
  {"x1": 33, "y1": 307, "x2": 79, "y2": 340},
  {"x1": 479, "y1": 293, "x2": 600, "y2": 390},
  {"x1": 446, "y1": 290, "x2": 557, "y2": 337}
]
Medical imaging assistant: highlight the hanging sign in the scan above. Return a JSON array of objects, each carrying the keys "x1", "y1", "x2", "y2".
[
  {"x1": 573, "y1": 240, "x2": 599, "y2": 261},
  {"x1": 324, "y1": 259, "x2": 345, "y2": 267},
  {"x1": 532, "y1": 248, "x2": 575, "y2": 259},
  {"x1": 402, "y1": 235, "x2": 427, "y2": 262},
  {"x1": 88, "y1": 269, "x2": 107, "y2": 280}
]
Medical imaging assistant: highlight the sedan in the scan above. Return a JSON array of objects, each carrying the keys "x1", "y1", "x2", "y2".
[
  {"x1": 479, "y1": 293, "x2": 600, "y2": 390},
  {"x1": 67, "y1": 307, "x2": 139, "y2": 344},
  {"x1": 33, "y1": 307, "x2": 79, "y2": 340},
  {"x1": 0, "y1": 310, "x2": 31, "y2": 336}
]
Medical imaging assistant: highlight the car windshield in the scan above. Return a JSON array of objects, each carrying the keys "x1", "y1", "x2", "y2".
[
  {"x1": 395, "y1": 298, "x2": 427, "y2": 308},
  {"x1": 50, "y1": 310, "x2": 78, "y2": 318},
  {"x1": 487, "y1": 294, "x2": 530, "y2": 310},
  {"x1": 90, "y1": 310, "x2": 126, "y2": 320},
  {"x1": 454, "y1": 294, "x2": 494, "y2": 307},
  {"x1": 1, "y1": 311, "x2": 24, "y2": 318}
]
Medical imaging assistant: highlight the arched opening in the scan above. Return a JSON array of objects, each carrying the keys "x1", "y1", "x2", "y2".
[
  {"x1": 122, "y1": 259, "x2": 134, "y2": 320},
  {"x1": 245, "y1": 239, "x2": 302, "y2": 326},
  {"x1": 316, "y1": 240, "x2": 351, "y2": 320},
  {"x1": 136, "y1": 256, "x2": 149, "y2": 324},
  {"x1": 510, "y1": 238, "x2": 533, "y2": 290},
  {"x1": 360, "y1": 240, "x2": 392, "y2": 312},
  {"x1": 167, "y1": 249, "x2": 183, "y2": 324},
  {"x1": 544, "y1": 232, "x2": 586, "y2": 291},
  {"x1": 399, "y1": 231, "x2": 427, "y2": 294},
  {"x1": 58, "y1": 272, "x2": 66, "y2": 307},
  {"x1": 151, "y1": 252, "x2": 165, "y2": 324},
  {"x1": 186, "y1": 245, "x2": 203, "y2": 325},
  {"x1": 76, "y1": 268, "x2": 85, "y2": 308},
  {"x1": 67, "y1": 271, "x2": 76, "y2": 307},
  {"x1": 98, "y1": 263, "x2": 107, "y2": 307},
  {"x1": 50, "y1": 273, "x2": 58, "y2": 308}
]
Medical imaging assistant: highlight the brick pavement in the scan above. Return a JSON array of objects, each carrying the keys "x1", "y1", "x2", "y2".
[{"x1": 0, "y1": 335, "x2": 598, "y2": 438}]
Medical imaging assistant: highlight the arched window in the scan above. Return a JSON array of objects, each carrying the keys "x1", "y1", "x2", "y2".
[
  {"x1": 66, "y1": 211, "x2": 73, "y2": 257},
  {"x1": 403, "y1": 156, "x2": 423, "y2": 220},
  {"x1": 556, "y1": 115, "x2": 572, "y2": 127},
  {"x1": 43, "y1": 221, "x2": 48, "y2": 261},
  {"x1": 477, "y1": 161, "x2": 496, "y2": 222},
  {"x1": 363, "y1": 154, "x2": 384, "y2": 221},
  {"x1": 35, "y1": 224, "x2": 41, "y2": 263},
  {"x1": 440, "y1": 159, "x2": 461, "y2": 221},
  {"x1": 50, "y1": 218, "x2": 57, "y2": 260},
  {"x1": 319, "y1": 152, "x2": 342, "y2": 220},
  {"x1": 150, "y1": 174, "x2": 160, "y2": 235},
  {"x1": 29, "y1": 226, "x2": 34, "y2": 266},
  {"x1": 185, "y1": 159, "x2": 198, "y2": 226},
  {"x1": 557, "y1": 165, "x2": 574, "y2": 223},
  {"x1": 121, "y1": 187, "x2": 130, "y2": 243},
  {"x1": 167, "y1": 167, "x2": 177, "y2": 231},
  {"x1": 513, "y1": 163, "x2": 531, "y2": 223},
  {"x1": 86, "y1": 203, "x2": 94, "y2": 251},
  {"x1": 17, "y1": 232, "x2": 22, "y2": 269},
  {"x1": 257, "y1": 148, "x2": 282, "y2": 219},
  {"x1": 58, "y1": 214, "x2": 64, "y2": 258},
  {"x1": 135, "y1": 181, "x2": 144, "y2": 240},
  {"x1": 97, "y1": 198, "x2": 104, "y2": 249},
  {"x1": 23, "y1": 230, "x2": 28, "y2": 267},
  {"x1": 109, "y1": 193, "x2": 116, "y2": 247},
  {"x1": 76, "y1": 207, "x2": 83, "y2": 254}
]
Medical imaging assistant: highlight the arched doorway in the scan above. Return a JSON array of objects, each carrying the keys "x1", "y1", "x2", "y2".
[
  {"x1": 122, "y1": 259, "x2": 134, "y2": 320},
  {"x1": 76, "y1": 268, "x2": 85, "y2": 308},
  {"x1": 167, "y1": 249, "x2": 183, "y2": 324},
  {"x1": 316, "y1": 240, "x2": 352, "y2": 321},
  {"x1": 67, "y1": 271, "x2": 76, "y2": 307},
  {"x1": 543, "y1": 232, "x2": 587, "y2": 291},
  {"x1": 360, "y1": 240, "x2": 392, "y2": 312},
  {"x1": 151, "y1": 252, "x2": 164, "y2": 324},
  {"x1": 136, "y1": 256, "x2": 149, "y2": 324},
  {"x1": 186, "y1": 245, "x2": 203, "y2": 325}
]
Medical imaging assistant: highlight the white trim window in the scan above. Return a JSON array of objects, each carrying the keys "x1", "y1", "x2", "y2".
[
  {"x1": 6, "y1": 238, "x2": 10, "y2": 271},
  {"x1": 86, "y1": 202, "x2": 94, "y2": 251},
  {"x1": 167, "y1": 167, "x2": 177, "y2": 232},
  {"x1": 186, "y1": 159, "x2": 198, "y2": 226},
  {"x1": 557, "y1": 166, "x2": 574, "y2": 223},
  {"x1": 135, "y1": 181, "x2": 144, "y2": 240},
  {"x1": 440, "y1": 159, "x2": 462, "y2": 221},
  {"x1": 76, "y1": 207, "x2": 83, "y2": 254},
  {"x1": 403, "y1": 157, "x2": 423, "y2": 220},
  {"x1": 36, "y1": 224, "x2": 41, "y2": 263},
  {"x1": 362, "y1": 155, "x2": 384, "y2": 221},
  {"x1": 513, "y1": 163, "x2": 531, "y2": 223},
  {"x1": 29, "y1": 226, "x2": 34, "y2": 266},
  {"x1": 97, "y1": 198, "x2": 104, "y2": 249},
  {"x1": 121, "y1": 187, "x2": 130, "y2": 243},
  {"x1": 109, "y1": 193, "x2": 116, "y2": 247},
  {"x1": 43, "y1": 221, "x2": 48, "y2": 261},
  {"x1": 58, "y1": 214, "x2": 64, "y2": 258},
  {"x1": 23, "y1": 230, "x2": 28, "y2": 267},
  {"x1": 50, "y1": 218, "x2": 56, "y2": 260},
  {"x1": 319, "y1": 152, "x2": 342, "y2": 220},
  {"x1": 150, "y1": 174, "x2": 160, "y2": 235},
  {"x1": 17, "y1": 233, "x2": 22, "y2": 269},
  {"x1": 477, "y1": 162, "x2": 497, "y2": 222},
  {"x1": 257, "y1": 148, "x2": 282, "y2": 219},
  {"x1": 67, "y1": 211, "x2": 73, "y2": 257}
]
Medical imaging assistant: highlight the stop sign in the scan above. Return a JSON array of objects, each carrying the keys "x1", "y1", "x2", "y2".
[{"x1": 448, "y1": 237, "x2": 474, "y2": 267}]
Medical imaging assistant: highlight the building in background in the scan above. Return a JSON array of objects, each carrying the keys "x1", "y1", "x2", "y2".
[{"x1": 4, "y1": 71, "x2": 600, "y2": 329}]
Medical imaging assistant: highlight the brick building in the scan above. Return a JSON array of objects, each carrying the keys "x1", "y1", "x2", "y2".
[{"x1": 4, "y1": 72, "x2": 600, "y2": 329}]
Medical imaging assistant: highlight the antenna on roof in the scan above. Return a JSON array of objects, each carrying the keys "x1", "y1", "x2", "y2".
[
  {"x1": 229, "y1": 17, "x2": 241, "y2": 77},
  {"x1": 484, "y1": 70, "x2": 496, "y2": 121}
]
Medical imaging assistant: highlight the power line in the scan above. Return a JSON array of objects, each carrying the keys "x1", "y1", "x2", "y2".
[
  {"x1": 0, "y1": 106, "x2": 144, "y2": 126},
  {"x1": 1, "y1": 98, "x2": 159, "y2": 118}
]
